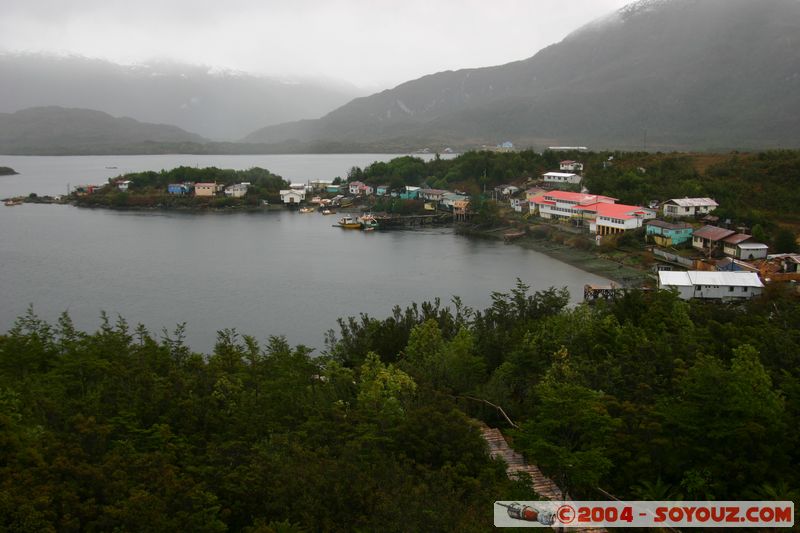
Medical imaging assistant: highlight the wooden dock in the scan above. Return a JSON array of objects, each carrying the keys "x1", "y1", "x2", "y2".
[
  {"x1": 374, "y1": 213, "x2": 450, "y2": 228},
  {"x1": 479, "y1": 423, "x2": 607, "y2": 533}
]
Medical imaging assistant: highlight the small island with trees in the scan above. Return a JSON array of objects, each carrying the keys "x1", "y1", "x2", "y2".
[{"x1": 68, "y1": 166, "x2": 288, "y2": 209}]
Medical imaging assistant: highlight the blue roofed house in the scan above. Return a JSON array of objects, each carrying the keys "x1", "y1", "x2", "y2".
[
  {"x1": 376, "y1": 185, "x2": 390, "y2": 196},
  {"x1": 168, "y1": 183, "x2": 192, "y2": 195}
]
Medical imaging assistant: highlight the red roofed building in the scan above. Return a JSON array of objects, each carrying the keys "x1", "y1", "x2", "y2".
[{"x1": 529, "y1": 190, "x2": 654, "y2": 234}]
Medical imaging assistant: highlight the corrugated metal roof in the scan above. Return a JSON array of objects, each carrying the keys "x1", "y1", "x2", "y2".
[
  {"x1": 723, "y1": 233, "x2": 752, "y2": 245},
  {"x1": 660, "y1": 271, "x2": 764, "y2": 288},
  {"x1": 659, "y1": 272, "x2": 693, "y2": 286},
  {"x1": 693, "y1": 225, "x2": 736, "y2": 241},
  {"x1": 647, "y1": 219, "x2": 693, "y2": 230},
  {"x1": 666, "y1": 197, "x2": 719, "y2": 208},
  {"x1": 738, "y1": 243, "x2": 769, "y2": 250},
  {"x1": 543, "y1": 172, "x2": 579, "y2": 178}
]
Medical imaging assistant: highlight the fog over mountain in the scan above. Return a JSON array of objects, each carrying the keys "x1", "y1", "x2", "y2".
[
  {"x1": 0, "y1": 54, "x2": 361, "y2": 141},
  {"x1": 245, "y1": 0, "x2": 800, "y2": 151}
]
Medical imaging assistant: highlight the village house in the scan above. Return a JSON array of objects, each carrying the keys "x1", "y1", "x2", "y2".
[
  {"x1": 646, "y1": 220, "x2": 694, "y2": 247},
  {"x1": 376, "y1": 185, "x2": 390, "y2": 196},
  {"x1": 400, "y1": 186, "x2": 420, "y2": 200},
  {"x1": 559, "y1": 160, "x2": 584, "y2": 173},
  {"x1": 279, "y1": 189, "x2": 305, "y2": 205},
  {"x1": 662, "y1": 197, "x2": 719, "y2": 218},
  {"x1": 167, "y1": 183, "x2": 192, "y2": 195},
  {"x1": 736, "y1": 242, "x2": 769, "y2": 261},
  {"x1": 722, "y1": 234, "x2": 753, "y2": 258},
  {"x1": 692, "y1": 225, "x2": 736, "y2": 254},
  {"x1": 441, "y1": 192, "x2": 469, "y2": 210},
  {"x1": 224, "y1": 183, "x2": 249, "y2": 198},
  {"x1": 117, "y1": 180, "x2": 131, "y2": 192},
  {"x1": 495, "y1": 184, "x2": 520, "y2": 198},
  {"x1": 326, "y1": 184, "x2": 341, "y2": 194},
  {"x1": 658, "y1": 271, "x2": 764, "y2": 300},
  {"x1": 309, "y1": 179, "x2": 333, "y2": 191},
  {"x1": 194, "y1": 182, "x2": 222, "y2": 197},
  {"x1": 542, "y1": 172, "x2": 582, "y2": 186},
  {"x1": 347, "y1": 181, "x2": 374, "y2": 196},
  {"x1": 419, "y1": 188, "x2": 448, "y2": 202},
  {"x1": 348, "y1": 181, "x2": 364, "y2": 195}
]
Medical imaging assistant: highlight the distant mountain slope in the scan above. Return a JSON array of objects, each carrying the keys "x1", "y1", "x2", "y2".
[
  {"x1": 0, "y1": 107, "x2": 208, "y2": 155},
  {"x1": 245, "y1": 0, "x2": 800, "y2": 151},
  {"x1": 0, "y1": 54, "x2": 361, "y2": 141}
]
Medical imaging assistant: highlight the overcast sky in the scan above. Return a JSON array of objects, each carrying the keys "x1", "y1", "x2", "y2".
[{"x1": 0, "y1": 0, "x2": 632, "y2": 90}]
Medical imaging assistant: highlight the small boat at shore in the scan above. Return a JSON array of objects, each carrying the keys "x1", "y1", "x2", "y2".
[
  {"x1": 321, "y1": 209, "x2": 336, "y2": 215},
  {"x1": 299, "y1": 207, "x2": 315, "y2": 213},
  {"x1": 335, "y1": 215, "x2": 362, "y2": 229},
  {"x1": 358, "y1": 214, "x2": 379, "y2": 230}
]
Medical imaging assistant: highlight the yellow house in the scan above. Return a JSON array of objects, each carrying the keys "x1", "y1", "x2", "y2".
[{"x1": 195, "y1": 182, "x2": 219, "y2": 197}]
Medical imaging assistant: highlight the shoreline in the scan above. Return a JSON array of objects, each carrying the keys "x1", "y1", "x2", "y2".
[
  {"x1": 456, "y1": 225, "x2": 653, "y2": 287},
  {"x1": 7, "y1": 198, "x2": 652, "y2": 287}
]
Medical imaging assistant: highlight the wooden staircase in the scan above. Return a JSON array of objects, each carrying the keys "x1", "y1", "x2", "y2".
[{"x1": 479, "y1": 423, "x2": 607, "y2": 533}]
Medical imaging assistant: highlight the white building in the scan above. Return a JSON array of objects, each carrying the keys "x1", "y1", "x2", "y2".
[
  {"x1": 224, "y1": 183, "x2": 249, "y2": 198},
  {"x1": 559, "y1": 160, "x2": 584, "y2": 173},
  {"x1": 737, "y1": 243, "x2": 769, "y2": 261},
  {"x1": 529, "y1": 190, "x2": 654, "y2": 235},
  {"x1": 117, "y1": 180, "x2": 131, "y2": 192},
  {"x1": 279, "y1": 189, "x2": 305, "y2": 205},
  {"x1": 662, "y1": 198, "x2": 719, "y2": 217},
  {"x1": 542, "y1": 172, "x2": 582, "y2": 185},
  {"x1": 658, "y1": 271, "x2": 764, "y2": 300}
]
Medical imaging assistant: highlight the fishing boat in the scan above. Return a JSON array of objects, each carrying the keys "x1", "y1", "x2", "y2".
[
  {"x1": 358, "y1": 214, "x2": 379, "y2": 231},
  {"x1": 321, "y1": 209, "x2": 336, "y2": 215},
  {"x1": 299, "y1": 206, "x2": 315, "y2": 213},
  {"x1": 335, "y1": 215, "x2": 361, "y2": 229}
]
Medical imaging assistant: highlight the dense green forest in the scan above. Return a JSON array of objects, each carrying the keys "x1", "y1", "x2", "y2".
[
  {"x1": 75, "y1": 167, "x2": 288, "y2": 208},
  {"x1": 2, "y1": 283, "x2": 799, "y2": 531}
]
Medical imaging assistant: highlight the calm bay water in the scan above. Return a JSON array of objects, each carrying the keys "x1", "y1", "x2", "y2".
[{"x1": 0, "y1": 155, "x2": 610, "y2": 353}]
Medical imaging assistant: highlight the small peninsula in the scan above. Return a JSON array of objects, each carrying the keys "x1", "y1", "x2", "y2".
[{"x1": 0, "y1": 166, "x2": 18, "y2": 175}]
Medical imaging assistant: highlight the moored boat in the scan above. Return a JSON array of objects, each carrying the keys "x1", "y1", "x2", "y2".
[
  {"x1": 335, "y1": 215, "x2": 361, "y2": 229},
  {"x1": 299, "y1": 207, "x2": 315, "y2": 213},
  {"x1": 358, "y1": 214, "x2": 379, "y2": 230}
]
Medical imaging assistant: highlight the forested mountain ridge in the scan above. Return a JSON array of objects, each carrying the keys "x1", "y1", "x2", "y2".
[
  {"x1": 245, "y1": 0, "x2": 800, "y2": 151},
  {"x1": 0, "y1": 106, "x2": 208, "y2": 155}
]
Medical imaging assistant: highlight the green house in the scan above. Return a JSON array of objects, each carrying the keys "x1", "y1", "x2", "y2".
[{"x1": 646, "y1": 220, "x2": 694, "y2": 247}]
